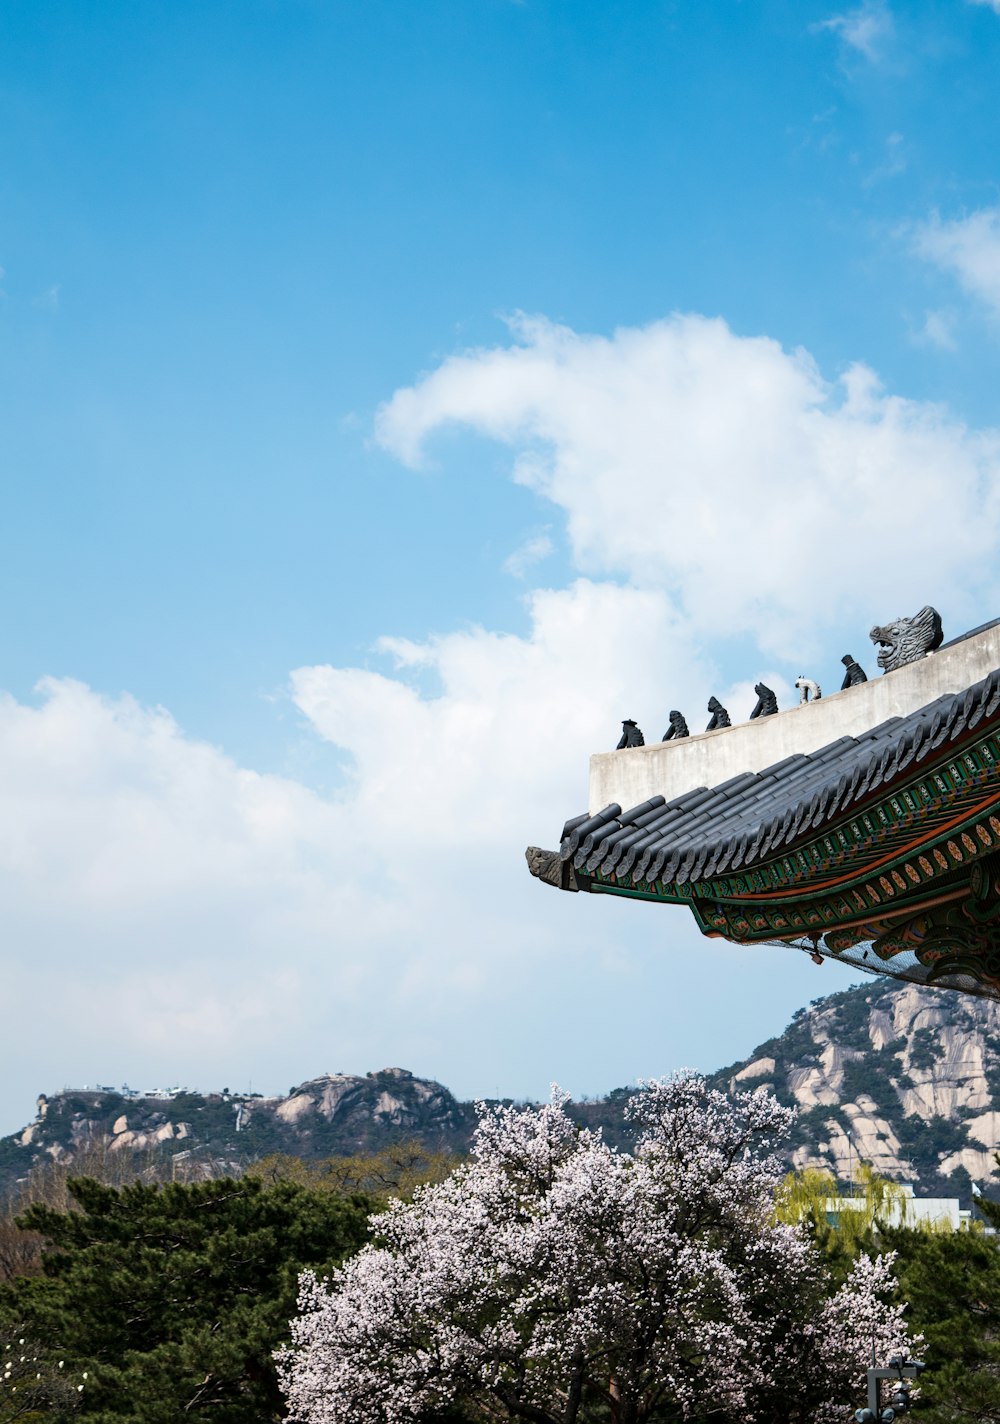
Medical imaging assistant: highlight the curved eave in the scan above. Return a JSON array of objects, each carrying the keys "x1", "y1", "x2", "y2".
[{"x1": 528, "y1": 666, "x2": 1000, "y2": 943}]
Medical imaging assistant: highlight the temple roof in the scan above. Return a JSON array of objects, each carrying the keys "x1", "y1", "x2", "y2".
[
  {"x1": 560, "y1": 666, "x2": 1000, "y2": 889},
  {"x1": 527, "y1": 612, "x2": 1000, "y2": 998}
]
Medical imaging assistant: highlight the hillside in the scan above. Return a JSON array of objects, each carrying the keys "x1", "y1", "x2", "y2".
[
  {"x1": 708, "y1": 976, "x2": 1000, "y2": 1200},
  {"x1": 5, "y1": 979, "x2": 1000, "y2": 1203},
  {"x1": 0, "y1": 1067, "x2": 475, "y2": 1196}
]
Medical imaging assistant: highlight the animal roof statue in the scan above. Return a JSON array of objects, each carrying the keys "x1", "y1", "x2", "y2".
[
  {"x1": 870, "y1": 606, "x2": 943, "y2": 673},
  {"x1": 662, "y1": 710, "x2": 689, "y2": 741},
  {"x1": 705, "y1": 697, "x2": 731, "y2": 731},
  {"x1": 749, "y1": 683, "x2": 778, "y2": 719},
  {"x1": 616, "y1": 719, "x2": 645, "y2": 749},
  {"x1": 840, "y1": 654, "x2": 867, "y2": 689}
]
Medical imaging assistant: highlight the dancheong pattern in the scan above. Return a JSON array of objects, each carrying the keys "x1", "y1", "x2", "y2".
[{"x1": 551, "y1": 664, "x2": 1000, "y2": 998}]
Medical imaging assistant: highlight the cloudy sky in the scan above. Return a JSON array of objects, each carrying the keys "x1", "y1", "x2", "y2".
[{"x1": 3, "y1": 0, "x2": 1000, "y2": 1132}]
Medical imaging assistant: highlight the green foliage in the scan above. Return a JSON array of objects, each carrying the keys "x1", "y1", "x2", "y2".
[
  {"x1": 0, "y1": 1140, "x2": 211, "y2": 1287},
  {"x1": 0, "y1": 1176, "x2": 372, "y2": 1423},
  {"x1": 774, "y1": 1166, "x2": 839, "y2": 1224},
  {"x1": 881, "y1": 1225, "x2": 1000, "y2": 1423},
  {"x1": 159, "y1": 1092, "x2": 208, "y2": 1119},
  {"x1": 839, "y1": 1058, "x2": 901, "y2": 1119},
  {"x1": 251, "y1": 1139, "x2": 461, "y2": 1201},
  {"x1": 907, "y1": 1027, "x2": 939, "y2": 1073},
  {"x1": 973, "y1": 1158, "x2": 1000, "y2": 1233},
  {"x1": 774, "y1": 1165, "x2": 907, "y2": 1285},
  {"x1": 778, "y1": 1162, "x2": 1000, "y2": 1421}
]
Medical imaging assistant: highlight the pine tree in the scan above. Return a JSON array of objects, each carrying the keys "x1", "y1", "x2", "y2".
[
  {"x1": 881, "y1": 1224, "x2": 1000, "y2": 1424},
  {"x1": 0, "y1": 1175, "x2": 372, "y2": 1422}
]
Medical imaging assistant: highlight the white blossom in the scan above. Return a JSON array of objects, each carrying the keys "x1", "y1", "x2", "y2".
[
  {"x1": 0, "y1": 1329, "x2": 88, "y2": 1417},
  {"x1": 279, "y1": 1072, "x2": 913, "y2": 1424}
]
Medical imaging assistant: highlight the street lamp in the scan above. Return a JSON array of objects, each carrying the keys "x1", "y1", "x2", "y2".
[{"x1": 854, "y1": 1355, "x2": 925, "y2": 1423}]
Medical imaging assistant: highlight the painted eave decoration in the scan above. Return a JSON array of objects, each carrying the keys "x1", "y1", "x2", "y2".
[{"x1": 526, "y1": 612, "x2": 1000, "y2": 998}]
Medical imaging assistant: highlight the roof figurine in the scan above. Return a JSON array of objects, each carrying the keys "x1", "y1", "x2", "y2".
[
  {"x1": 616, "y1": 719, "x2": 645, "y2": 749},
  {"x1": 527, "y1": 613, "x2": 1000, "y2": 1002},
  {"x1": 748, "y1": 682, "x2": 778, "y2": 719},
  {"x1": 661, "y1": 711, "x2": 689, "y2": 741},
  {"x1": 870, "y1": 605, "x2": 943, "y2": 673},
  {"x1": 841, "y1": 654, "x2": 867, "y2": 689},
  {"x1": 795, "y1": 677, "x2": 822, "y2": 704},
  {"x1": 705, "y1": 697, "x2": 731, "y2": 731}
]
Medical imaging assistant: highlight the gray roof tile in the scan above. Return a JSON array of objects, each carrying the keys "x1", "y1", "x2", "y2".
[{"x1": 561, "y1": 666, "x2": 1000, "y2": 886}]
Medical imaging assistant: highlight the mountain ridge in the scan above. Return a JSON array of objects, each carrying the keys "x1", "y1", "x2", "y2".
[
  {"x1": 707, "y1": 975, "x2": 1000, "y2": 1198},
  {"x1": 6, "y1": 979, "x2": 1000, "y2": 1204}
]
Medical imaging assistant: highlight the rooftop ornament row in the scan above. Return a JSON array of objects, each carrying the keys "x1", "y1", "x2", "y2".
[
  {"x1": 527, "y1": 606, "x2": 1000, "y2": 1001},
  {"x1": 615, "y1": 606, "x2": 945, "y2": 750}
]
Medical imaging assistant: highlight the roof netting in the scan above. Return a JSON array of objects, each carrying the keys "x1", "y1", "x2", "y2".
[{"x1": 773, "y1": 936, "x2": 997, "y2": 1001}]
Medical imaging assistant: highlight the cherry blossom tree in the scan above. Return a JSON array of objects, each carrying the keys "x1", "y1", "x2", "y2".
[{"x1": 279, "y1": 1074, "x2": 912, "y2": 1424}]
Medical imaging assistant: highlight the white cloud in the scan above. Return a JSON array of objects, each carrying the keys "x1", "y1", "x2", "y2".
[
  {"x1": 289, "y1": 579, "x2": 703, "y2": 846},
  {"x1": 816, "y1": 1, "x2": 894, "y2": 61},
  {"x1": 968, "y1": 0, "x2": 1000, "y2": 14},
  {"x1": 377, "y1": 313, "x2": 1000, "y2": 654},
  {"x1": 913, "y1": 208, "x2": 1000, "y2": 322},
  {"x1": 504, "y1": 531, "x2": 554, "y2": 578},
  {"x1": 863, "y1": 131, "x2": 906, "y2": 187},
  {"x1": 11, "y1": 308, "x2": 1000, "y2": 1132},
  {"x1": 910, "y1": 309, "x2": 958, "y2": 352},
  {"x1": 8, "y1": 589, "x2": 800, "y2": 1131}
]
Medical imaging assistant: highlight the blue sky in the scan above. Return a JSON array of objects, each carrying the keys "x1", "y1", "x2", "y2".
[{"x1": 3, "y1": 0, "x2": 1000, "y2": 1131}]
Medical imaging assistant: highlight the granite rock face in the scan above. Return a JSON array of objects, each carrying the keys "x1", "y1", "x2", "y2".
[
  {"x1": 0, "y1": 1069, "x2": 474, "y2": 1194},
  {"x1": 6, "y1": 982, "x2": 1000, "y2": 1203},
  {"x1": 710, "y1": 978, "x2": 1000, "y2": 1198}
]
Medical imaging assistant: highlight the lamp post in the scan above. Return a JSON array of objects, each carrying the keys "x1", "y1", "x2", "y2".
[{"x1": 854, "y1": 1355, "x2": 925, "y2": 1423}]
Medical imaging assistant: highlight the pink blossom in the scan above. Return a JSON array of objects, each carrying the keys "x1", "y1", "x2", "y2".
[{"x1": 278, "y1": 1073, "x2": 912, "y2": 1423}]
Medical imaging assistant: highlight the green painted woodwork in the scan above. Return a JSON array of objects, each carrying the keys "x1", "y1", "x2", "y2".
[{"x1": 575, "y1": 723, "x2": 1000, "y2": 994}]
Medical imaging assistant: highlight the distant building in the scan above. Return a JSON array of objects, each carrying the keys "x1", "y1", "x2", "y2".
[{"x1": 826, "y1": 1183, "x2": 971, "y2": 1232}]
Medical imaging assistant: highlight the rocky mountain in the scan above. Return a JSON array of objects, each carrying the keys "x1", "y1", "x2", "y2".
[
  {"x1": 0, "y1": 1067, "x2": 475, "y2": 1196},
  {"x1": 708, "y1": 976, "x2": 1000, "y2": 1200},
  {"x1": 5, "y1": 979, "x2": 1000, "y2": 1203}
]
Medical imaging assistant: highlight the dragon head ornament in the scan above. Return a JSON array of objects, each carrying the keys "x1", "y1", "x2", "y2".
[{"x1": 869, "y1": 605, "x2": 943, "y2": 673}]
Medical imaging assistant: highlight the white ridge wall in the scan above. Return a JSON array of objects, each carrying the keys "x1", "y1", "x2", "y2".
[{"x1": 588, "y1": 623, "x2": 1000, "y2": 815}]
